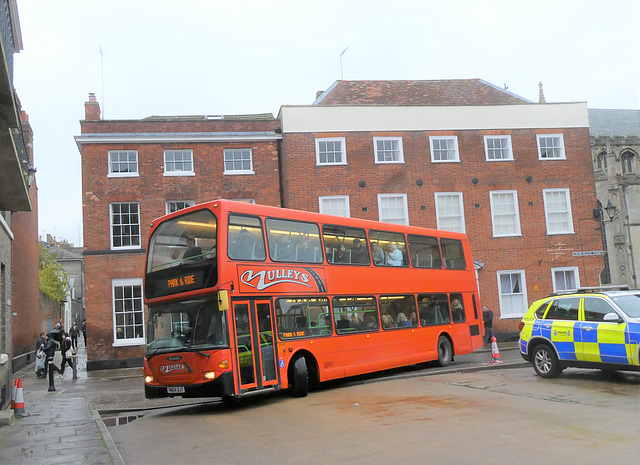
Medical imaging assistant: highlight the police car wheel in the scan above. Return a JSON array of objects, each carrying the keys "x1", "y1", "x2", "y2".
[
  {"x1": 532, "y1": 343, "x2": 562, "y2": 378},
  {"x1": 291, "y1": 355, "x2": 309, "y2": 397},
  {"x1": 437, "y1": 335, "x2": 453, "y2": 367}
]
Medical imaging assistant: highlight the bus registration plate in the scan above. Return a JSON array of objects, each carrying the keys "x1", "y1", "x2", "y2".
[{"x1": 167, "y1": 386, "x2": 185, "y2": 394}]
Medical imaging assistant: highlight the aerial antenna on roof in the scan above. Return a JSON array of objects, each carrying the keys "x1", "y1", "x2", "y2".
[
  {"x1": 340, "y1": 46, "x2": 349, "y2": 80},
  {"x1": 100, "y1": 45, "x2": 105, "y2": 119}
]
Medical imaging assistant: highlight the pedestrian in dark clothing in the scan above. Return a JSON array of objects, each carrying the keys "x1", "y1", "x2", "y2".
[
  {"x1": 43, "y1": 333, "x2": 61, "y2": 377},
  {"x1": 482, "y1": 305, "x2": 494, "y2": 344},
  {"x1": 81, "y1": 319, "x2": 87, "y2": 345},
  {"x1": 60, "y1": 333, "x2": 73, "y2": 375},
  {"x1": 69, "y1": 321, "x2": 80, "y2": 350},
  {"x1": 35, "y1": 332, "x2": 46, "y2": 378}
]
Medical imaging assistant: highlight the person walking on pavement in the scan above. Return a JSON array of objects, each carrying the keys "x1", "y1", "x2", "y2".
[
  {"x1": 43, "y1": 332, "x2": 61, "y2": 378},
  {"x1": 60, "y1": 333, "x2": 73, "y2": 376},
  {"x1": 81, "y1": 319, "x2": 87, "y2": 346},
  {"x1": 482, "y1": 305, "x2": 494, "y2": 345},
  {"x1": 69, "y1": 321, "x2": 80, "y2": 350},
  {"x1": 35, "y1": 331, "x2": 46, "y2": 378}
]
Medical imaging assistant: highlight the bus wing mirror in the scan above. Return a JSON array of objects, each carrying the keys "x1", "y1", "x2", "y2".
[{"x1": 218, "y1": 290, "x2": 229, "y2": 311}]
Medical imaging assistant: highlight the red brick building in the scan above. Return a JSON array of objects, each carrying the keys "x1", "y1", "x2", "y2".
[
  {"x1": 279, "y1": 80, "x2": 603, "y2": 337},
  {"x1": 76, "y1": 94, "x2": 281, "y2": 369}
]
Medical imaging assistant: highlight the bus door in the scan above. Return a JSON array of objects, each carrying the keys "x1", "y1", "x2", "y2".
[{"x1": 232, "y1": 300, "x2": 278, "y2": 393}]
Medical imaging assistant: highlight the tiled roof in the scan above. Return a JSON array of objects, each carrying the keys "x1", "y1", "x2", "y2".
[
  {"x1": 589, "y1": 109, "x2": 640, "y2": 137},
  {"x1": 142, "y1": 113, "x2": 275, "y2": 121},
  {"x1": 314, "y1": 79, "x2": 532, "y2": 106}
]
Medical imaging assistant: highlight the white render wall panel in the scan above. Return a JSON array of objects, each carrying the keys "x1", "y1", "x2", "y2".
[{"x1": 280, "y1": 103, "x2": 589, "y2": 133}]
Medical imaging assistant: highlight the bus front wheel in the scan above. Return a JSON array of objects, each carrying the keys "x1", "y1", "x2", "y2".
[
  {"x1": 291, "y1": 355, "x2": 309, "y2": 397},
  {"x1": 437, "y1": 335, "x2": 453, "y2": 367}
]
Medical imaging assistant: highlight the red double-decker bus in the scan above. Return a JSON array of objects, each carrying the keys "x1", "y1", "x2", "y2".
[{"x1": 143, "y1": 199, "x2": 483, "y2": 399}]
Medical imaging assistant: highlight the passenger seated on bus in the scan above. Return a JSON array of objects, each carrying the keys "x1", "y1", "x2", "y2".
[
  {"x1": 295, "y1": 316, "x2": 308, "y2": 329},
  {"x1": 231, "y1": 228, "x2": 256, "y2": 259},
  {"x1": 275, "y1": 235, "x2": 296, "y2": 261},
  {"x1": 451, "y1": 298, "x2": 465, "y2": 323},
  {"x1": 363, "y1": 314, "x2": 378, "y2": 330},
  {"x1": 398, "y1": 244, "x2": 409, "y2": 266},
  {"x1": 350, "y1": 314, "x2": 362, "y2": 329},
  {"x1": 396, "y1": 312, "x2": 411, "y2": 327},
  {"x1": 350, "y1": 238, "x2": 369, "y2": 264},
  {"x1": 386, "y1": 244, "x2": 403, "y2": 266},
  {"x1": 335, "y1": 244, "x2": 351, "y2": 263},
  {"x1": 409, "y1": 312, "x2": 418, "y2": 326},
  {"x1": 183, "y1": 237, "x2": 202, "y2": 260},
  {"x1": 297, "y1": 238, "x2": 317, "y2": 262},
  {"x1": 371, "y1": 242, "x2": 385, "y2": 265},
  {"x1": 381, "y1": 314, "x2": 396, "y2": 329}
]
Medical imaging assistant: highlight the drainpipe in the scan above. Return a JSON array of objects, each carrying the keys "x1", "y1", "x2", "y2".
[{"x1": 622, "y1": 185, "x2": 638, "y2": 288}]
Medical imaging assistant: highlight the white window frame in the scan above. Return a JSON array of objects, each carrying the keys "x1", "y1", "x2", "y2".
[
  {"x1": 166, "y1": 200, "x2": 196, "y2": 214},
  {"x1": 490, "y1": 190, "x2": 521, "y2": 237},
  {"x1": 497, "y1": 270, "x2": 528, "y2": 318},
  {"x1": 163, "y1": 149, "x2": 194, "y2": 176},
  {"x1": 111, "y1": 277, "x2": 145, "y2": 347},
  {"x1": 377, "y1": 194, "x2": 409, "y2": 225},
  {"x1": 429, "y1": 136, "x2": 460, "y2": 163},
  {"x1": 537, "y1": 134, "x2": 566, "y2": 160},
  {"x1": 434, "y1": 192, "x2": 465, "y2": 233},
  {"x1": 110, "y1": 202, "x2": 141, "y2": 250},
  {"x1": 484, "y1": 135, "x2": 513, "y2": 161},
  {"x1": 108, "y1": 150, "x2": 139, "y2": 178},
  {"x1": 543, "y1": 188, "x2": 575, "y2": 235},
  {"x1": 551, "y1": 266, "x2": 580, "y2": 293},
  {"x1": 373, "y1": 137, "x2": 404, "y2": 164},
  {"x1": 319, "y1": 195, "x2": 350, "y2": 217},
  {"x1": 315, "y1": 137, "x2": 347, "y2": 166},
  {"x1": 223, "y1": 148, "x2": 254, "y2": 175}
]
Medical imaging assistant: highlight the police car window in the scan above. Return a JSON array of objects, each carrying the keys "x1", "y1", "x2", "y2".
[
  {"x1": 583, "y1": 298, "x2": 616, "y2": 322},
  {"x1": 534, "y1": 301, "x2": 550, "y2": 319},
  {"x1": 543, "y1": 298, "x2": 579, "y2": 321},
  {"x1": 610, "y1": 294, "x2": 640, "y2": 318}
]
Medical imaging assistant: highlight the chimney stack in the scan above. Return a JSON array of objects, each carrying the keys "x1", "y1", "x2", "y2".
[{"x1": 84, "y1": 93, "x2": 101, "y2": 120}]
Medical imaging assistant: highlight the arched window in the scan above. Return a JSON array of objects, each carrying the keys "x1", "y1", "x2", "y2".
[
  {"x1": 621, "y1": 150, "x2": 634, "y2": 174},
  {"x1": 596, "y1": 151, "x2": 607, "y2": 170}
]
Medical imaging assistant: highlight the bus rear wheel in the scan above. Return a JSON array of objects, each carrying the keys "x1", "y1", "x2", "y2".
[
  {"x1": 291, "y1": 355, "x2": 309, "y2": 397},
  {"x1": 437, "y1": 335, "x2": 453, "y2": 367}
]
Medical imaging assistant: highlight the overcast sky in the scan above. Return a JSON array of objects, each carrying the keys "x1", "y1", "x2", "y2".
[{"x1": 13, "y1": 0, "x2": 640, "y2": 246}]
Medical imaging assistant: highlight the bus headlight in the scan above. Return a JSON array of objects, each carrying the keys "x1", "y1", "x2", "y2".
[
  {"x1": 144, "y1": 375, "x2": 154, "y2": 384},
  {"x1": 203, "y1": 371, "x2": 216, "y2": 380}
]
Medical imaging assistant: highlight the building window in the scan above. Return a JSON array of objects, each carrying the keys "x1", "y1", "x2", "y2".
[
  {"x1": 484, "y1": 136, "x2": 513, "y2": 161},
  {"x1": 552, "y1": 267, "x2": 580, "y2": 293},
  {"x1": 490, "y1": 191, "x2": 521, "y2": 237},
  {"x1": 377, "y1": 194, "x2": 409, "y2": 225},
  {"x1": 543, "y1": 188, "x2": 574, "y2": 235},
  {"x1": 166, "y1": 200, "x2": 196, "y2": 214},
  {"x1": 164, "y1": 149, "x2": 194, "y2": 175},
  {"x1": 374, "y1": 137, "x2": 404, "y2": 163},
  {"x1": 497, "y1": 270, "x2": 528, "y2": 318},
  {"x1": 316, "y1": 138, "x2": 346, "y2": 165},
  {"x1": 537, "y1": 134, "x2": 565, "y2": 160},
  {"x1": 112, "y1": 278, "x2": 145, "y2": 346},
  {"x1": 621, "y1": 150, "x2": 634, "y2": 174},
  {"x1": 596, "y1": 151, "x2": 607, "y2": 171},
  {"x1": 108, "y1": 150, "x2": 138, "y2": 177},
  {"x1": 110, "y1": 202, "x2": 141, "y2": 249},
  {"x1": 319, "y1": 195, "x2": 350, "y2": 217},
  {"x1": 435, "y1": 192, "x2": 465, "y2": 233},
  {"x1": 224, "y1": 148, "x2": 254, "y2": 174},
  {"x1": 430, "y1": 136, "x2": 459, "y2": 162}
]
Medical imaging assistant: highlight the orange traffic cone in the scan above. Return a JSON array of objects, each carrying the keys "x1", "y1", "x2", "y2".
[
  {"x1": 490, "y1": 336, "x2": 503, "y2": 364},
  {"x1": 10, "y1": 378, "x2": 17, "y2": 409},
  {"x1": 12, "y1": 378, "x2": 27, "y2": 418}
]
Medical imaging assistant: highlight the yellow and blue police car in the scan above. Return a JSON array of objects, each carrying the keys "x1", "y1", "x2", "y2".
[{"x1": 519, "y1": 286, "x2": 640, "y2": 378}]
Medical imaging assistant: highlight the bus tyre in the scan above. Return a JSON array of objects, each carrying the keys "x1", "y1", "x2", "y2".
[
  {"x1": 292, "y1": 356, "x2": 309, "y2": 397},
  {"x1": 532, "y1": 343, "x2": 563, "y2": 378},
  {"x1": 437, "y1": 335, "x2": 453, "y2": 367}
]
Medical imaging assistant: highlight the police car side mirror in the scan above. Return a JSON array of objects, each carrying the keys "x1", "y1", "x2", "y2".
[{"x1": 603, "y1": 312, "x2": 623, "y2": 323}]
